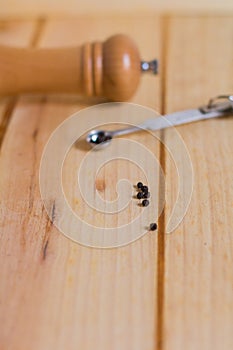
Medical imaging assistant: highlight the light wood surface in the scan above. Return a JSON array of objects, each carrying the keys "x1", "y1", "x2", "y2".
[
  {"x1": 0, "y1": 15, "x2": 232, "y2": 350},
  {"x1": 163, "y1": 16, "x2": 233, "y2": 350},
  {"x1": 0, "y1": 16, "x2": 161, "y2": 350}
]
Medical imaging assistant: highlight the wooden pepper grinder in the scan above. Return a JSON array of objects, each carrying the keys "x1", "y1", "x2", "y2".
[{"x1": 0, "y1": 34, "x2": 158, "y2": 101}]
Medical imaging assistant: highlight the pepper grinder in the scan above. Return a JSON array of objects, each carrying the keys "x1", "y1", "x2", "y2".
[{"x1": 0, "y1": 34, "x2": 158, "y2": 101}]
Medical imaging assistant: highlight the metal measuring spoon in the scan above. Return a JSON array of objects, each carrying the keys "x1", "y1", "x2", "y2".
[{"x1": 86, "y1": 95, "x2": 233, "y2": 150}]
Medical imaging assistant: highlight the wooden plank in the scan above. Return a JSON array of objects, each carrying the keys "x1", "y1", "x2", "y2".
[
  {"x1": 163, "y1": 16, "x2": 233, "y2": 350},
  {"x1": 0, "y1": 17, "x2": 161, "y2": 350},
  {"x1": 0, "y1": 20, "x2": 38, "y2": 131},
  {"x1": 0, "y1": 19, "x2": 44, "y2": 348}
]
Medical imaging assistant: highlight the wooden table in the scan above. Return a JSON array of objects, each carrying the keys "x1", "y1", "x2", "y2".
[{"x1": 0, "y1": 15, "x2": 232, "y2": 350}]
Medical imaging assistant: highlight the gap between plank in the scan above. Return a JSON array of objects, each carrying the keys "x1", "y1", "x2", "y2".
[
  {"x1": 155, "y1": 15, "x2": 169, "y2": 350},
  {"x1": 0, "y1": 98, "x2": 18, "y2": 149},
  {"x1": 30, "y1": 16, "x2": 46, "y2": 48},
  {"x1": 0, "y1": 17, "x2": 47, "y2": 151}
]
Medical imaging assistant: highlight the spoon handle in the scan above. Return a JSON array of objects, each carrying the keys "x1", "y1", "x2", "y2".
[
  {"x1": 138, "y1": 107, "x2": 232, "y2": 131},
  {"x1": 110, "y1": 108, "x2": 230, "y2": 139},
  {"x1": 111, "y1": 126, "x2": 141, "y2": 137},
  {"x1": 112, "y1": 107, "x2": 230, "y2": 138}
]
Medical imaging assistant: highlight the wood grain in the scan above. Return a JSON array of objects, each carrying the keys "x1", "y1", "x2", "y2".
[
  {"x1": 0, "y1": 16, "x2": 161, "y2": 350},
  {"x1": 162, "y1": 16, "x2": 233, "y2": 350}
]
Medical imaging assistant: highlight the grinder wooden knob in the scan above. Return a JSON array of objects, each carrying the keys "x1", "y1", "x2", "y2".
[{"x1": 0, "y1": 34, "x2": 158, "y2": 101}]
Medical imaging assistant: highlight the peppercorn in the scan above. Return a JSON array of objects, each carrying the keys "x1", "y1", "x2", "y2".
[
  {"x1": 137, "y1": 182, "x2": 143, "y2": 189},
  {"x1": 143, "y1": 192, "x2": 150, "y2": 199},
  {"x1": 137, "y1": 192, "x2": 143, "y2": 199},
  {"x1": 149, "y1": 223, "x2": 157, "y2": 231},
  {"x1": 142, "y1": 199, "x2": 149, "y2": 207},
  {"x1": 141, "y1": 185, "x2": 148, "y2": 193}
]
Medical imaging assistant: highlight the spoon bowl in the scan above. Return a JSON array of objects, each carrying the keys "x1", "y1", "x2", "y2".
[{"x1": 86, "y1": 129, "x2": 113, "y2": 149}]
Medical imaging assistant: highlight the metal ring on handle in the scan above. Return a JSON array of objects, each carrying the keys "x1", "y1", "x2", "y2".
[{"x1": 200, "y1": 95, "x2": 233, "y2": 114}]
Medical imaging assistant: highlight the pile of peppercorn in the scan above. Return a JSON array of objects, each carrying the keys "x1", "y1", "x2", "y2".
[
  {"x1": 136, "y1": 182, "x2": 157, "y2": 232},
  {"x1": 136, "y1": 182, "x2": 150, "y2": 207}
]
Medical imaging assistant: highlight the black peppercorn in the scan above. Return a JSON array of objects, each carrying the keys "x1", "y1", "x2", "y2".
[
  {"x1": 137, "y1": 192, "x2": 143, "y2": 199},
  {"x1": 137, "y1": 182, "x2": 143, "y2": 189},
  {"x1": 142, "y1": 185, "x2": 148, "y2": 193},
  {"x1": 143, "y1": 192, "x2": 150, "y2": 199},
  {"x1": 142, "y1": 199, "x2": 149, "y2": 207},
  {"x1": 149, "y1": 223, "x2": 157, "y2": 231}
]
